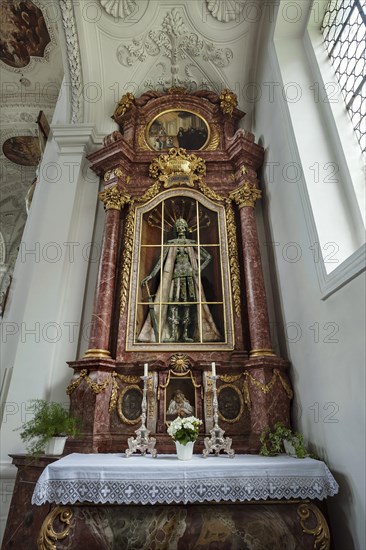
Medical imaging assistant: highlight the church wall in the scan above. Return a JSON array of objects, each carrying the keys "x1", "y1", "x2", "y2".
[
  {"x1": 254, "y1": 30, "x2": 366, "y2": 550},
  {"x1": 0, "y1": 82, "x2": 101, "y2": 540}
]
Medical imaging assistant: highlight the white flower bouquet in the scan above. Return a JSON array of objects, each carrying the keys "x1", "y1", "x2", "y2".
[{"x1": 167, "y1": 416, "x2": 202, "y2": 445}]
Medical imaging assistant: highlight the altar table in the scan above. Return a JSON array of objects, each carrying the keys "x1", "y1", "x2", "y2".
[
  {"x1": 32, "y1": 452, "x2": 338, "y2": 505},
  {"x1": 28, "y1": 454, "x2": 338, "y2": 550}
]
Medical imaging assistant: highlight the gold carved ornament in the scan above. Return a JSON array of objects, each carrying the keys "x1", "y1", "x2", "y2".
[
  {"x1": 103, "y1": 167, "x2": 125, "y2": 182},
  {"x1": 225, "y1": 200, "x2": 241, "y2": 317},
  {"x1": 113, "y1": 92, "x2": 135, "y2": 120},
  {"x1": 243, "y1": 369, "x2": 293, "y2": 410},
  {"x1": 99, "y1": 184, "x2": 131, "y2": 211},
  {"x1": 119, "y1": 203, "x2": 135, "y2": 316},
  {"x1": 38, "y1": 506, "x2": 73, "y2": 550},
  {"x1": 297, "y1": 503, "x2": 330, "y2": 550},
  {"x1": 149, "y1": 147, "x2": 206, "y2": 189},
  {"x1": 169, "y1": 353, "x2": 190, "y2": 374},
  {"x1": 229, "y1": 181, "x2": 262, "y2": 208},
  {"x1": 205, "y1": 125, "x2": 220, "y2": 151},
  {"x1": 109, "y1": 373, "x2": 141, "y2": 413},
  {"x1": 219, "y1": 88, "x2": 238, "y2": 116}
]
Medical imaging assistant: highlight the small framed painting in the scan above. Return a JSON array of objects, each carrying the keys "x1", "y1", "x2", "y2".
[{"x1": 146, "y1": 110, "x2": 209, "y2": 151}]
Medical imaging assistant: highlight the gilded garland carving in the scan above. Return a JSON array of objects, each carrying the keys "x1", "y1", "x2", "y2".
[
  {"x1": 99, "y1": 185, "x2": 131, "y2": 211},
  {"x1": 149, "y1": 148, "x2": 206, "y2": 188},
  {"x1": 297, "y1": 503, "x2": 330, "y2": 550},
  {"x1": 243, "y1": 369, "x2": 293, "y2": 410},
  {"x1": 113, "y1": 92, "x2": 135, "y2": 120},
  {"x1": 219, "y1": 88, "x2": 238, "y2": 116},
  {"x1": 38, "y1": 506, "x2": 73, "y2": 550},
  {"x1": 229, "y1": 181, "x2": 262, "y2": 208},
  {"x1": 66, "y1": 369, "x2": 110, "y2": 395},
  {"x1": 225, "y1": 200, "x2": 241, "y2": 317},
  {"x1": 135, "y1": 181, "x2": 162, "y2": 203},
  {"x1": 219, "y1": 374, "x2": 242, "y2": 383},
  {"x1": 198, "y1": 180, "x2": 225, "y2": 203},
  {"x1": 119, "y1": 204, "x2": 135, "y2": 316}
]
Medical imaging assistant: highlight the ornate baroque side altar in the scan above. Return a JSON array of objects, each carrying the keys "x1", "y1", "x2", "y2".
[{"x1": 2, "y1": 90, "x2": 338, "y2": 549}]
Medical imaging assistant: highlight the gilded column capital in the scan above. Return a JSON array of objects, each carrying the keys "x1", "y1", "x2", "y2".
[
  {"x1": 229, "y1": 181, "x2": 261, "y2": 208},
  {"x1": 99, "y1": 185, "x2": 130, "y2": 211}
]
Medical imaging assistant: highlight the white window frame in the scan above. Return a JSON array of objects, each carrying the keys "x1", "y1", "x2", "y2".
[{"x1": 272, "y1": 0, "x2": 365, "y2": 299}]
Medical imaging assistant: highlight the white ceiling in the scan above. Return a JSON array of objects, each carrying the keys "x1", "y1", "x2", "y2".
[{"x1": 0, "y1": 0, "x2": 264, "y2": 308}]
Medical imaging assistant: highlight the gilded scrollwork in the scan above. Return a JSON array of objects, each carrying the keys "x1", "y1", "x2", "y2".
[
  {"x1": 120, "y1": 204, "x2": 135, "y2": 316},
  {"x1": 149, "y1": 148, "x2": 206, "y2": 188},
  {"x1": 137, "y1": 127, "x2": 150, "y2": 150},
  {"x1": 229, "y1": 181, "x2": 262, "y2": 208},
  {"x1": 225, "y1": 200, "x2": 241, "y2": 317},
  {"x1": 99, "y1": 185, "x2": 131, "y2": 211},
  {"x1": 219, "y1": 88, "x2": 238, "y2": 116},
  {"x1": 37, "y1": 506, "x2": 73, "y2": 550},
  {"x1": 297, "y1": 502, "x2": 331, "y2": 550},
  {"x1": 205, "y1": 124, "x2": 220, "y2": 151}
]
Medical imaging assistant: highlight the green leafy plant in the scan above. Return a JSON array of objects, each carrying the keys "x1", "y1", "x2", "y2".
[
  {"x1": 16, "y1": 399, "x2": 81, "y2": 456},
  {"x1": 259, "y1": 422, "x2": 308, "y2": 458},
  {"x1": 167, "y1": 416, "x2": 202, "y2": 445}
]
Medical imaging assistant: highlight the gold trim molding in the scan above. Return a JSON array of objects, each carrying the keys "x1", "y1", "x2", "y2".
[
  {"x1": 230, "y1": 181, "x2": 262, "y2": 208},
  {"x1": 38, "y1": 506, "x2": 73, "y2": 550},
  {"x1": 250, "y1": 348, "x2": 276, "y2": 357},
  {"x1": 297, "y1": 502, "x2": 331, "y2": 550},
  {"x1": 83, "y1": 348, "x2": 111, "y2": 359}
]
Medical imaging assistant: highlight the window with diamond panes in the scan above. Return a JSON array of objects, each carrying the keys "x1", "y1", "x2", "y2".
[{"x1": 321, "y1": 0, "x2": 366, "y2": 154}]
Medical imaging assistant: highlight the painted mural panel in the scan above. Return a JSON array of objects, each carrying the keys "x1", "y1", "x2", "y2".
[{"x1": 0, "y1": 0, "x2": 50, "y2": 68}]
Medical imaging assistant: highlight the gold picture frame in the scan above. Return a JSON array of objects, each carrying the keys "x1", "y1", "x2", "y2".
[
  {"x1": 117, "y1": 385, "x2": 143, "y2": 425},
  {"x1": 146, "y1": 109, "x2": 210, "y2": 151},
  {"x1": 217, "y1": 384, "x2": 244, "y2": 424}
]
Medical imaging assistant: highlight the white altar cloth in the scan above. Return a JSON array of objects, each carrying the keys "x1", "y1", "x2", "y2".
[{"x1": 32, "y1": 453, "x2": 338, "y2": 506}]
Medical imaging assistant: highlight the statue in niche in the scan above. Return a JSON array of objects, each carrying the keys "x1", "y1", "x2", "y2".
[
  {"x1": 139, "y1": 217, "x2": 221, "y2": 343},
  {"x1": 166, "y1": 389, "x2": 194, "y2": 418}
]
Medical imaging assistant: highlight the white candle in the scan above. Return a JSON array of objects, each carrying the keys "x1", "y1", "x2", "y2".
[
  {"x1": 144, "y1": 363, "x2": 148, "y2": 377},
  {"x1": 211, "y1": 362, "x2": 216, "y2": 377}
]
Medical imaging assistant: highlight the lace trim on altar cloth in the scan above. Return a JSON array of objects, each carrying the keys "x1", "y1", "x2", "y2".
[{"x1": 32, "y1": 473, "x2": 338, "y2": 506}]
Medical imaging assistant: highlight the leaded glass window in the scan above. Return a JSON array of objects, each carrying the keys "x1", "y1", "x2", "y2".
[{"x1": 321, "y1": 0, "x2": 366, "y2": 154}]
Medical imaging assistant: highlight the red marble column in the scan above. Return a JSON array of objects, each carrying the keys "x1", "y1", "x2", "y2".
[
  {"x1": 84, "y1": 184, "x2": 129, "y2": 359},
  {"x1": 230, "y1": 182, "x2": 275, "y2": 357}
]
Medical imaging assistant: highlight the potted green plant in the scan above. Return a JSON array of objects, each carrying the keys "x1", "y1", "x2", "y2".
[
  {"x1": 17, "y1": 399, "x2": 81, "y2": 456},
  {"x1": 259, "y1": 422, "x2": 309, "y2": 458}
]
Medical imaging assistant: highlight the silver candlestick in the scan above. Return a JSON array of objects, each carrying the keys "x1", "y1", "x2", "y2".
[
  {"x1": 125, "y1": 375, "x2": 157, "y2": 458},
  {"x1": 202, "y1": 374, "x2": 235, "y2": 458}
]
